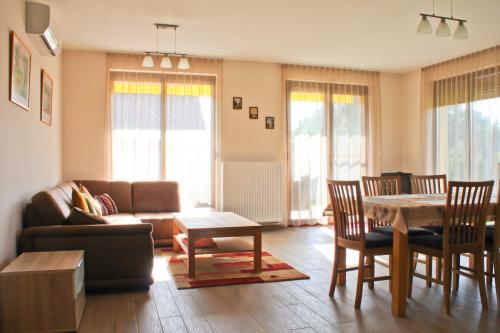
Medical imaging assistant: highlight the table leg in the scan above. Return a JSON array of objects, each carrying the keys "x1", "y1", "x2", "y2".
[
  {"x1": 172, "y1": 222, "x2": 180, "y2": 253},
  {"x1": 392, "y1": 229, "x2": 408, "y2": 317},
  {"x1": 254, "y1": 231, "x2": 262, "y2": 273},
  {"x1": 188, "y1": 237, "x2": 196, "y2": 278},
  {"x1": 337, "y1": 247, "x2": 346, "y2": 286}
]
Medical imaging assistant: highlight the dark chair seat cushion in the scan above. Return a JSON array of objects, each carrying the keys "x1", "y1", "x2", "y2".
[
  {"x1": 485, "y1": 227, "x2": 494, "y2": 245},
  {"x1": 409, "y1": 234, "x2": 443, "y2": 250},
  {"x1": 365, "y1": 232, "x2": 393, "y2": 249},
  {"x1": 420, "y1": 226, "x2": 444, "y2": 234},
  {"x1": 373, "y1": 226, "x2": 435, "y2": 237}
]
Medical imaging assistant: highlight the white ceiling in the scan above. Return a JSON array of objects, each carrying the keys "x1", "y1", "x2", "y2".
[{"x1": 45, "y1": 0, "x2": 500, "y2": 72}]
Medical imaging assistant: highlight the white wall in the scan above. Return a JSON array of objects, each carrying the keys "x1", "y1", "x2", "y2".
[
  {"x1": 380, "y1": 73, "x2": 404, "y2": 172},
  {"x1": 0, "y1": 0, "x2": 62, "y2": 267}
]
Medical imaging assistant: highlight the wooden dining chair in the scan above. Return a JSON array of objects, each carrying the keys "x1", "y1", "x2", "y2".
[
  {"x1": 484, "y1": 185, "x2": 500, "y2": 302},
  {"x1": 408, "y1": 180, "x2": 493, "y2": 314},
  {"x1": 327, "y1": 180, "x2": 392, "y2": 309},
  {"x1": 410, "y1": 174, "x2": 447, "y2": 194},
  {"x1": 362, "y1": 175, "x2": 434, "y2": 289},
  {"x1": 410, "y1": 174, "x2": 447, "y2": 286}
]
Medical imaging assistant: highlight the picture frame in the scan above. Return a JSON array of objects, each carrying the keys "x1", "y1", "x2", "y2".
[
  {"x1": 40, "y1": 69, "x2": 53, "y2": 126},
  {"x1": 249, "y1": 106, "x2": 258, "y2": 119},
  {"x1": 233, "y1": 96, "x2": 242, "y2": 110},
  {"x1": 265, "y1": 116, "x2": 275, "y2": 129},
  {"x1": 9, "y1": 31, "x2": 32, "y2": 111}
]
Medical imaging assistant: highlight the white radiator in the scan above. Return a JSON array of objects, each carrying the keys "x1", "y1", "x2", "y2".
[{"x1": 222, "y1": 162, "x2": 284, "y2": 224}]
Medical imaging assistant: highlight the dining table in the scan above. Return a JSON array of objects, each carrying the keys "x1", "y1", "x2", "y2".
[{"x1": 324, "y1": 193, "x2": 497, "y2": 317}]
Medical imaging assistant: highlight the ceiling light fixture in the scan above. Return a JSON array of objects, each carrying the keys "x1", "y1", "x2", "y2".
[
  {"x1": 142, "y1": 23, "x2": 190, "y2": 70},
  {"x1": 416, "y1": 0, "x2": 469, "y2": 40}
]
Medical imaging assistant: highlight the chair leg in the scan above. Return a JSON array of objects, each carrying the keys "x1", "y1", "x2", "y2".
[
  {"x1": 452, "y1": 254, "x2": 460, "y2": 291},
  {"x1": 354, "y1": 252, "x2": 365, "y2": 309},
  {"x1": 388, "y1": 254, "x2": 393, "y2": 291},
  {"x1": 474, "y1": 252, "x2": 488, "y2": 310},
  {"x1": 408, "y1": 249, "x2": 414, "y2": 298},
  {"x1": 366, "y1": 255, "x2": 375, "y2": 289},
  {"x1": 425, "y1": 255, "x2": 433, "y2": 288},
  {"x1": 443, "y1": 255, "x2": 452, "y2": 315},
  {"x1": 486, "y1": 252, "x2": 493, "y2": 286},
  {"x1": 413, "y1": 253, "x2": 418, "y2": 271},
  {"x1": 329, "y1": 245, "x2": 340, "y2": 297},
  {"x1": 436, "y1": 257, "x2": 442, "y2": 282},
  {"x1": 493, "y1": 250, "x2": 500, "y2": 303}
]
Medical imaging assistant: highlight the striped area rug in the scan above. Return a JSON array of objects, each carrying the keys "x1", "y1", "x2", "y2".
[{"x1": 163, "y1": 250, "x2": 309, "y2": 289}]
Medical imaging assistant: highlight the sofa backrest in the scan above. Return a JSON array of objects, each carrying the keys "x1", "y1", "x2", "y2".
[
  {"x1": 29, "y1": 182, "x2": 78, "y2": 226},
  {"x1": 76, "y1": 180, "x2": 134, "y2": 213},
  {"x1": 132, "y1": 181, "x2": 180, "y2": 213}
]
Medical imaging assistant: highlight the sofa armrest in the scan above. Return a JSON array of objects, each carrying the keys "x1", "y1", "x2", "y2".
[{"x1": 20, "y1": 224, "x2": 154, "y2": 290}]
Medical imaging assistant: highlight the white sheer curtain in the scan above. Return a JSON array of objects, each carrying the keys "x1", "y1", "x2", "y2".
[
  {"x1": 111, "y1": 72, "x2": 162, "y2": 180},
  {"x1": 165, "y1": 75, "x2": 215, "y2": 208},
  {"x1": 283, "y1": 65, "x2": 380, "y2": 226},
  {"x1": 110, "y1": 71, "x2": 216, "y2": 208},
  {"x1": 423, "y1": 46, "x2": 500, "y2": 183}
]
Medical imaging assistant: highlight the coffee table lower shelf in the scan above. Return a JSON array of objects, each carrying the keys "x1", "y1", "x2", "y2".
[{"x1": 173, "y1": 234, "x2": 254, "y2": 255}]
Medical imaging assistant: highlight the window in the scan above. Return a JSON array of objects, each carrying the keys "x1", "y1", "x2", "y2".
[
  {"x1": 111, "y1": 72, "x2": 215, "y2": 208},
  {"x1": 433, "y1": 67, "x2": 500, "y2": 182},
  {"x1": 287, "y1": 81, "x2": 369, "y2": 224}
]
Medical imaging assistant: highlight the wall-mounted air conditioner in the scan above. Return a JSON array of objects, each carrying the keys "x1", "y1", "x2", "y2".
[{"x1": 26, "y1": 1, "x2": 61, "y2": 56}]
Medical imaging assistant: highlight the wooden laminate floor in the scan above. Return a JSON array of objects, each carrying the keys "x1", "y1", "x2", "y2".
[{"x1": 78, "y1": 226, "x2": 499, "y2": 333}]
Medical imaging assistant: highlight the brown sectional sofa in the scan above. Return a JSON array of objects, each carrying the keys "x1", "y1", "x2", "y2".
[{"x1": 21, "y1": 180, "x2": 180, "y2": 291}]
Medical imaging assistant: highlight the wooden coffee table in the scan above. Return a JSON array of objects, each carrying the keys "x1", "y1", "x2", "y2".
[{"x1": 172, "y1": 210, "x2": 262, "y2": 278}]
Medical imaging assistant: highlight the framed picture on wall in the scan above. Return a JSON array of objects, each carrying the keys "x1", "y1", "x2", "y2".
[
  {"x1": 9, "y1": 31, "x2": 32, "y2": 110},
  {"x1": 40, "y1": 69, "x2": 53, "y2": 126},
  {"x1": 249, "y1": 106, "x2": 258, "y2": 119},
  {"x1": 265, "y1": 116, "x2": 275, "y2": 129},
  {"x1": 233, "y1": 96, "x2": 242, "y2": 109}
]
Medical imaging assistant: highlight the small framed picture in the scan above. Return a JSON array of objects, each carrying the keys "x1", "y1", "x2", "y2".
[
  {"x1": 40, "y1": 69, "x2": 53, "y2": 126},
  {"x1": 9, "y1": 31, "x2": 32, "y2": 110},
  {"x1": 233, "y1": 96, "x2": 242, "y2": 110},
  {"x1": 265, "y1": 116, "x2": 275, "y2": 129},
  {"x1": 249, "y1": 106, "x2": 258, "y2": 119}
]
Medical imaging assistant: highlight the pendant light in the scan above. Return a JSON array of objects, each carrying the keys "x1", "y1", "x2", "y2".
[
  {"x1": 142, "y1": 53, "x2": 154, "y2": 67},
  {"x1": 160, "y1": 55, "x2": 172, "y2": 68},
  {"x1": 178, "y1": 56, "x2": 190, "y2": 70},
  {"x1": 417, "y1": 15, "x2": 432, "y2": 35},
  {"x1": 435, "y1": 18, "x2": 451, "y2": 37},
  {"x1": 453, "y1": 21, "x2": 469, "y2": 40},
  {"x1": 416, "y1": 0, "x2": 469, "y2": 40}
]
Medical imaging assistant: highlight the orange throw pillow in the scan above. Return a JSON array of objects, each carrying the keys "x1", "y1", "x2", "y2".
[
  {"x1": 72, "y1": 189, "x2": 89, "y2": 213},
  {"x1": 182, "y1": 237, "x2": 216, "y2": 248},
  {"x1": 79, "y1": 184, "x2": 103, "y2": 216}
]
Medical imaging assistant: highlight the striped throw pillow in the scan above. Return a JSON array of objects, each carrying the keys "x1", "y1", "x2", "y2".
[{"x1": 94, "y1": 194, "x2": 118, "y2": 216}]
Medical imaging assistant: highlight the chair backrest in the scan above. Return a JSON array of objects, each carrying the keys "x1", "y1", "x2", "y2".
[
  {"x1": 444, "y1": 181, "x2": 493, "y2": 250},
  {"x1": 362, "y1": 176, "x2": 401, "y2": 196},
  {"x1": 327, "y1": 180, "x2": 365, "y2": 242},
  {"x1": 410, "y1": 175, "x2": 447, "y2": 194}
]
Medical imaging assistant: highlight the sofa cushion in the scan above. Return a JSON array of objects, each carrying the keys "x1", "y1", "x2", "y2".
[
  {"x1": 77, "y1": 180, "x2": 133, "y2": 213},
  {"x1": 30, "y1": 182, "x2": 78, "y2": 226},
  {"x1": 94, "y1": 193, "x2": 119, "y2": 216},
  {"x1": 132, "y1": 182, "x2": 180, "y2": 213},
  {"x1": 101, "y1": 213, "x2": 142, "y2": 225},
  {"x1": 134, "y1": 213, "x2": 175, "y2": 240},
  {"x1": 69, "y1": 208, "x2": 109, "y2": 225}
]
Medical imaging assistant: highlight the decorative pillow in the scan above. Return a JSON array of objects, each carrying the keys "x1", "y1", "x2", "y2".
[
  {"x1": 94, "y1": 193, "x2": 119, "y2": 216},
  {"x1": 72, "y1": 189, "x2": 89, "y2": 213},
  {"x1": 182, "y1": 237, "x2": 217, "y2": 248},
  {"x1": 69, "y1": 207, "x2": 109, "y2": 225},
  {"x1": 79, "y1": 184, "x2": 103, "y2": 216}
]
